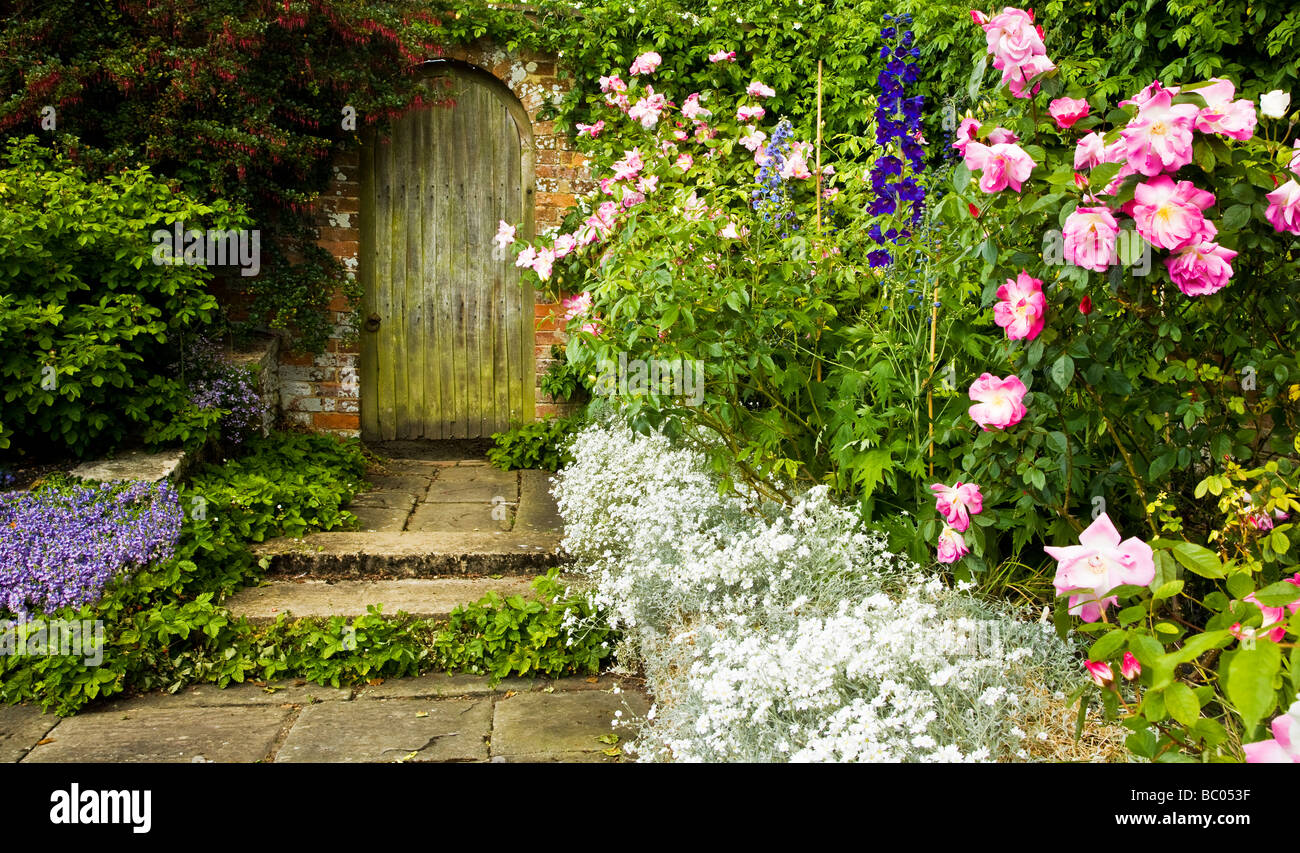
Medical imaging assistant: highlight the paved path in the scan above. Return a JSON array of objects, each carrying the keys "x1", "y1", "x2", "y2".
[{"x1": 2, "y1": 674, "x2": 648, "y2": 763}]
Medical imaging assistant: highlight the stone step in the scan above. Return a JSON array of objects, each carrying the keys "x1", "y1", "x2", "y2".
[
  {"x1": 253, "y1": 530, "x2": 563, "y2": 578},
  {"x1": 224, "y1": 577, "x2": 539, "y2": 624}
]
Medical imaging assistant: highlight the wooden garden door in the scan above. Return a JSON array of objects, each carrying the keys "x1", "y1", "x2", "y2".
[{"x1": 360, "y1": 65, "x2": 535, "y2": 440}]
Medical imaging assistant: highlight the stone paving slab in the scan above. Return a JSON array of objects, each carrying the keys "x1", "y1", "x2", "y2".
[
  {"x1": 408, "y1": 501, "x2": 511, "y2": 532},
  {"x1": 70, "y1": 448, "x2": 189, "y2": 484},
  {"x1": 225, "y1": 577, "x2": 536, "y2": 622},
  {"x1": 351, "y1": 505, "x2": 415, "y2": 532},
  {"x1": 366, "y1": 474, "x2": 433, "y2": 494},
  {"x1": 490, "y1": 690, "x2": 650, "y2": 759},
  {"x1": 348, "y1": 491, "x2": 419, "y2": 510},
  {"x1": 275, "y1": 697, "x2": 492, "y2": 762},
  {"x1": 22, "y1": 705, "x2": 292, "y2": 763},
  {"x1": 422, "y1": 467, "x2": 518, "y2": 503},
  {"x1": 516, "y1": 470, "x2": 564, "y2": 533},
  {"x1": 0, "y1": 704, "x2": 59, "y2": 763}
]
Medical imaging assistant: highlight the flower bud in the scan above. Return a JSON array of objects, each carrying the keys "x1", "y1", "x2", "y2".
[{"x1": 1121, "y1": 651, "x2": 1141, "y2": 681}]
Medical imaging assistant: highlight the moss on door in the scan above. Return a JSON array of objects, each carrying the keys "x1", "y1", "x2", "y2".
[{"x1": 360, "y1": 64, "x2": 535, "y2": 440}]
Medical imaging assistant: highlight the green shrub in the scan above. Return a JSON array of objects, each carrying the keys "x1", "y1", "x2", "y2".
[
  {"x1": 0, "y1": 137, "x2": 245, "y2": 457},
  {"x1": 488, "y1": 416, "x2": 580, "y2": 472}
]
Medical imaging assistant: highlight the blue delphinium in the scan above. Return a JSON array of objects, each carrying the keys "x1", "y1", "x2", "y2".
[
  {"x1": 868, "y1": 13, "x2": 926, "y2": 265},
  {"x1": 750, "y1": 119, "x2": 801, "y2": 237},
  {"x1": 0, "y1": 480, "x2": 183, "y2": 617}
]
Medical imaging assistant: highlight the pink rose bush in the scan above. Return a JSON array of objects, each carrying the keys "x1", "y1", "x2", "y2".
[{"x1": 629, "y1": 51, "x2": 661, "y2": 75}]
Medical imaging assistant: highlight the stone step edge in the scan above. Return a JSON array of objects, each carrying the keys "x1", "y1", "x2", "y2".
[
  {"x1": 224, "y1": 577, "x2": 543, "y2": 625},
  {"x1": 253, "y1": 531, "x2": 565, "y2": 578}
]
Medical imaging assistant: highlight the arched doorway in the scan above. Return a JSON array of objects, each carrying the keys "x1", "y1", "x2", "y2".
[{"x1": 359, "y1": 63, "x2": 536, "y2": 440}]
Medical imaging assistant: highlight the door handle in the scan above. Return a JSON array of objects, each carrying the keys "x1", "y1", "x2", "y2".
[{"x1": 365, "y1": 313, "x2": 382, "y2": 332}]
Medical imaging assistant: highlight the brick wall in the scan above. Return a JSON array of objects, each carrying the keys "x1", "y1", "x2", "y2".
[{"x1": 282, "y1": 40, "x2": 591, "y2": 435}]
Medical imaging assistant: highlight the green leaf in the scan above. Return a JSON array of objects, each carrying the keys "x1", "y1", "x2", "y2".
[
  {"x1": 1254, "y1": 581, "x2": 1300, "y2": 608},
  {"x1": 1164, "y1": 682, "x2": 1201, "y2": 728},
  {"x1": 1165, "y1": 630, "x2": 1230, "y2": 666},
  {"x1": 1089, "y1": 162, "x2": 1122, "y2": 192},
  {"x1": 1089, "y1": 629, "x2": 1128, "y2": 661},
  {"x1": 1171, "y1": 542, "x2": 1225, "y2": 579},
  {"x1": 1049, "y1": 354, "x2": 1074, "y2": 389},
  {"x1": 1152, "y1": 579, "x2": 1184, "y2": 601},
  {"x1": 1224, "y1": 641, "x2": 1281, "y2": 732}
]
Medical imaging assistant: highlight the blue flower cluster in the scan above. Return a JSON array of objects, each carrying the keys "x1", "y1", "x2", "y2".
[
  {"x1": 750, "y1": 119, "x2": 799, "y2": 236},
  {"x1": 868, "y1": 13, "x2": 926, "y2": 266},
  {"x1": 0, "y1": 480, "x2": 183, "y2": 617},
  {"x1": 183, "y1": 336, "x2": 266, "y2": 445}
]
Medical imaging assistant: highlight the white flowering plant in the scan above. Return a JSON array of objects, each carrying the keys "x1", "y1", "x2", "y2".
[{"x1": 554, "y1": 417, "x2": 1099, "y2": 761}]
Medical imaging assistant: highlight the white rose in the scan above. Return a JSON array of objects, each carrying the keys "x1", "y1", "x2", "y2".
[{"x1": 1260, "y1": 89, "x2": 1291, "y2": 119}]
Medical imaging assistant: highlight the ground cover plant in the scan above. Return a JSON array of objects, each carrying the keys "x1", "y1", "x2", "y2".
[
  {"x1": 554, "y1": 418, "x2": 1117, "y2": 762},
  {"x1": 0, "y1": 433, "x2": 605, "y2": 714}
]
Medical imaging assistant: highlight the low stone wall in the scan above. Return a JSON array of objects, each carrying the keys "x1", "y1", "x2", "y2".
[{"x1": 229, "y1": 332, "x2": 282, "y2": 437}]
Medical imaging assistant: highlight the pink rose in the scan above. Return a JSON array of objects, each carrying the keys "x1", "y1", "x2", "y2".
[
  {"x1": 676, "y1": 152, "x2": 694, "y2": 172},
  {"x1": 979, "y1": 7, "x2": 1046, "y2": 67},
  {"x1": 1245, "y1": 700, "x2": 1300, "y2": 763},
  {"x1": 739, "y1": 127, "x2": 767, "y2": 152},
  {"x1": 493, "y1": 220, "x2": 516, "y2": 250},
  {"x1": 936, "y1": 525, "x2": 970, "y2": 564},
  {"x1": 780, "y1": 142, "x2": 813, "y2": 180},
  {"x1": 1073, "y1": 132, "x2": 1106, "y2": 170},
  {"x1": 628, "y1": 87, "x2": 667, "y2": 128},
  {"x1": 1265, "y1": 180, "x2": 1300, "y2": 234},
  {"x1": 1003, "y1": 54, "x2": 1056, "y2": 99},
  {"x1": 993, "y1": 270, "x2": 1047, "y2": 340},
  {"x1": 1045, "y1": 513, "x2": 1156, "y2": 623},
  {"x1": 736, "y1": 104, "x2": 766, "y2": 122},
  {"x1": 1164, "y1": 240, "x2": 1237, "y2": 296},
  {"x1": 514, "y1": 245, "x2": 536, "y2": 269},
  {"x1": 963, "y1": 141, "x2": 1036, "y2": 193},
  {"x1": 561, "y1": 291, "x2": 592, "y2": 320},
  {"x1": 1130, "y1": 176, "x2": 1216, "y2": 251},
  {"x1": 1049, "y1": 97, "x2": 1090, "y2": 129},
  {"x1": 552, "y1": 233, "x2": 577, "y2": 258},
  {"x1": 1063, "y1": 206, "x2": 1119, "y2": 273},
  {"x1": 968, "y1": 373, "x2": 1028, "y2": 430},
  {"x1": 598, "y1": 74, "x2": 626, "y2": 94},
  {"x1": 1192, "y1": 78, "x2": 1257, "y2": 142},
  {"x1": 930, "y1": 481, "x2": 984, "y2": 532},
  {"x1": 636, "y1": 174, "x2": 658, "y2": 193},
  {"x1": 681, "y1": 93, "x2": 711, "y2": 121},
  {"x1": 1085, "y1": 660, "x2": 1114, "y2": 687},
  {"x1": 708, "y1": 50, "x2": 736, "y2": 63},
  {"x1": 1121, "y1": 87, "x2": 1198, "y2": 176},
  {"x1": 530, "y1": 247, "x2": 555, "y2": 281},
  {"x1": 746, "y1": 81, "x2": 776, "y2": 99},
  {"x1": 1121, "y1": 652, "x2": 1141, "y2": 681},
  {"x1": 1120, "y1": 80, "x2": 1178, "y2": 109},
  {"x1": 629, "y1": 51, "x2": 661, "y2": 75},
  {"x1": 1242, "y1": 573, "x2": 1300, "y2": 643},
  {"x1": 611, "y1": 148, "x2": 644, "y2": 182},
  {"x1": 1290, "y1": 139, "x2": 1300, "y2": 179}
]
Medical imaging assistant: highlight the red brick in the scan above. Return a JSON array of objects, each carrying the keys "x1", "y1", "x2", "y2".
[
  {"x1": 313, "y1": 412, "x2": 360, "y2": 430},
  {"x1": 318, "y1": 226, "x2": 356, "y2": 243}
]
